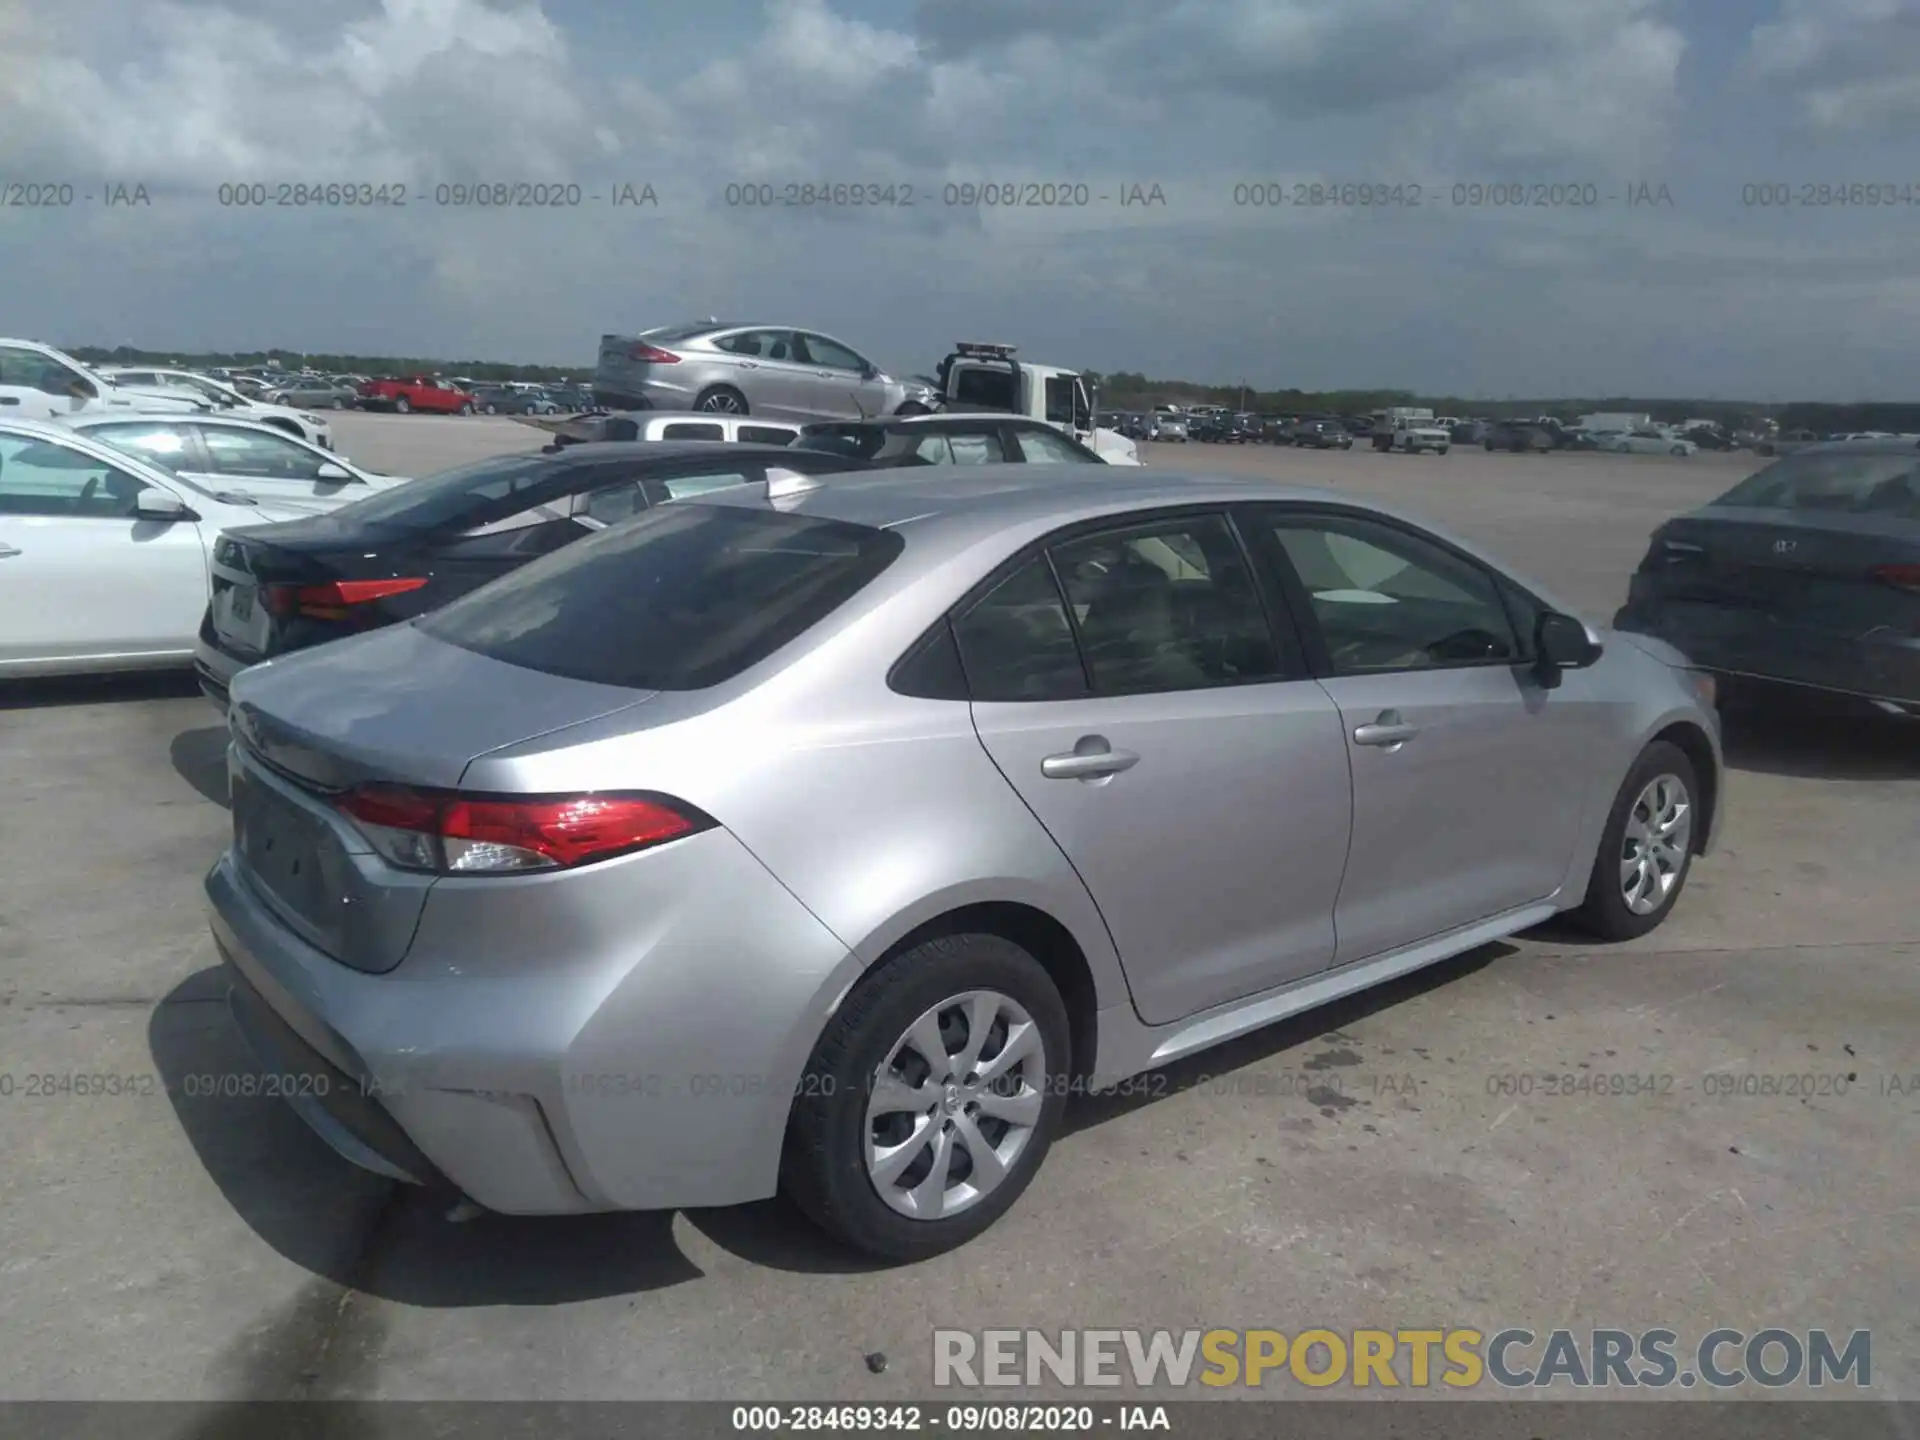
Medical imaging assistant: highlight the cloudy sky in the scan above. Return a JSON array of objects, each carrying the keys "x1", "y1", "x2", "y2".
[{"x1": 2, "y1": 0, "x2": 1917, "y2": 398}]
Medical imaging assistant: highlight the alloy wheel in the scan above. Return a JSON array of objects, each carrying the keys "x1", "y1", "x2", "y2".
[
  {"x1": 865, "y1": 990, "x2": 1047, "y2": 1221},
  {"x1": 1620, "y1": 773, "x2": 1691, "y2": 915},
  {"x1": 698, "y1": 391, "x2": 745, "y2": 414}
]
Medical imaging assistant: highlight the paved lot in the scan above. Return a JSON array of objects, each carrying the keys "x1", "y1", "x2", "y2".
[{"x1": 2, "y1": 419, "x2": 1915, "y2": 1401}]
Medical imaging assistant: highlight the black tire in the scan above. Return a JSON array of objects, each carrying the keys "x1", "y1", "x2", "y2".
[
  {"x1": 1569, "y1": 740, "x2": 1700, "y2": 941},
  {"x1": 695, "y1": 385, "x2": 748, "y2": 415},
  {"x1": 483, "y1": 403, "x2": 497, "y2": 414},
  {"x1": 783, "y1": 932, "x2": 1072, "y2": 1262},
  {"x1": 332, "y1": 397, "x2": 347, "y2": 410},
  {"x1": 394, "y1": 395, "x2": 411, "y2": 414},
  {"x1": 459, "y1": 402, "x2": 475, "y2": 416}
]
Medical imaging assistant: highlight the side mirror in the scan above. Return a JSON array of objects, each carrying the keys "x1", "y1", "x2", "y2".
[
  {"x1": 1534, "y1": 611, "x2": 1599, "y2": 687},
  {"x1": 315, "y1": 462, "x2": 352, "y2": 481},
  {"x1": 134, "y1": 487, "x2": 193, "y2": 520}
]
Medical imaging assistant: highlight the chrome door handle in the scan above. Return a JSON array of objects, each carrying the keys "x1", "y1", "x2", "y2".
[
  {"x1": 1041, "y1": 745, "x2": 1140, "y2": 780},
  {"x1": 737, "y1": 361, "x2": 758, "y2": 369},
  {"x1": 1352, "y1": 710, "x2": 1418, "y2": 748},
  {"x1": 0, "y1": 543, "x2": 20, "y2": 558}
]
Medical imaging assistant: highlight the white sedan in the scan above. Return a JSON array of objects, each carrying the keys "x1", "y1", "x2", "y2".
[
  {"x1": 64, "y1": 414, "x2": 406, "y2": 508},
  {"x1": 0, "y1": 418, "x2": 331, "y2": 678},
  {"x1": 1598, "y1": 429, "x2": 1697, "y2": 456},
  {"x1": 99, "y1": 367, "x2": 336, "y2": 449}
]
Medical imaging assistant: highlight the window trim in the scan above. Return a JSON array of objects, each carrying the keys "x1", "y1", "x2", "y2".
[
  {"x1": 926, "y1": 503, "x2": 1311, "y2": 703},
  {"x1": 1239, "y1": 501, "x2": 1546, "y2": 679}
]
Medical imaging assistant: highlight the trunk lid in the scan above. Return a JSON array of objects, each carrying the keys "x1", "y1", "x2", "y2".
[
  {"x1": 226, "y1": 624, "x2": 657, "y2": 972},
  {"x1": 1647, "y1": 508, "x2": 1920, "y2": 629},
  {"x1": 207, "y1": 518, "x2": 410, "y2": 663},
  {"x1": 229, "y1": 621, "x2": 656, "y2": 792}
]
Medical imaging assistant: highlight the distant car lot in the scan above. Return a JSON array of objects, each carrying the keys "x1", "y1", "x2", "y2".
[{"x1": 2, "y1": 416, "x2": 1914, "y2": 1400}]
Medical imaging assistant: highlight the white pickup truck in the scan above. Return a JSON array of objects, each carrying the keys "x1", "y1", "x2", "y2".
[
  {"x1": 1370, "y1": 408, "x2": 1452, "y2": 454},
  {"x1": 0, "y1": 339, "x2": 207, "y2": 421},
  {"x1": 925, "y1": 342, "x2": 1140, "y2": 463}
]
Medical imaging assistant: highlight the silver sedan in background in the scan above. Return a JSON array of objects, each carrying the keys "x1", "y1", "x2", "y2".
[
  {"x1": 207, "y1": 468, "x2": 1722, "y2": 1260},
  {"x1": 594, "y1": 320, "x2": 938, "y2": 421}
]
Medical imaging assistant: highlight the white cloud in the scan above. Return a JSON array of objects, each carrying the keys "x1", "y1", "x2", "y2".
[
  {"x1": 1744, "y1": 0, "x2": 1920, "y2": 134},
  {"x1": 0, "y1": 0, "x2": 1913, "y2": 396}
]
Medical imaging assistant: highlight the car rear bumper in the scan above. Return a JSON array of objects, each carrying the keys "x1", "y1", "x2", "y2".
[
  {"x1": 203, "y1": 822, "x2": 863, "y2": 1214},
  {"x1": 193, "y1": 620, "x2": 245, "y2": 713},
  {"x1": 1617, "y1": 599, "x2": 1920, "y2": 709}
]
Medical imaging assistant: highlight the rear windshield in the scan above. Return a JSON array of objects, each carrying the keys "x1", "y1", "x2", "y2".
[
  {"x1": 638, "y1": 322, "x2": 718, "y2": 345},
  {"x1": 419, "y1": 503, "x2": 904, "y2": 690},
  {"x1": 324, "y1": 453, "x2": 568, "y2": 532},
  {"x1": 1713, "y1": 451, "x2": 1920, "y2": 519}
]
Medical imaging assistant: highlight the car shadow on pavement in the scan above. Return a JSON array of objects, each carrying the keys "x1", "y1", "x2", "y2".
[
  {"x1": 153, "y1": 947, "x2": 1514, "y2": 1289},
  {"x1": 150, "y1": 969, "x2": 705, "y2": 1307},
  {"x1": 1720, "y1": 708, "x2": 1920, "y2": 781},
  {"x1": 0, "y1": 670, "x2": 201, "y2": 710},
  {"x1": 1061, "y1": 942, "x2": 1511, "y2": 1136},
  {"x1": 170, "y1": 726, "x2": 232, "y2": 807}
]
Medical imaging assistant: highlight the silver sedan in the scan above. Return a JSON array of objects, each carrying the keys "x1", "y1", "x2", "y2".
[
  {"x1": 594, "y1": 320, "x2": 937, "y2": 421},
  {"x1": 207, "y1": 467, "x2": 1722, "y2": 1259}
]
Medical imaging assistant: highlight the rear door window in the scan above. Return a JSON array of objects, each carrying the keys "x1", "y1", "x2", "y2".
[
  {"x1": 951, "y1": 556, "x2": 1089, "y2": 701},
  {"x1": 421, "y1": 504, "x2": 904, "y2": 689},
  {"x1": 660, "y1": 422, "x2": 726, "y2": 440}
]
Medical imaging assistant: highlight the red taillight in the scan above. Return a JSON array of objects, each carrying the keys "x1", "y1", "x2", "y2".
[
  {"x1": 1871, "y1": 564, "x2": 1920, "y2": 594},
  {"x1": 335, "y1": 786, "x2": 708, "y2": 873},
  {"x1": 265, "y1": 576, "x2": 428, "y2": 621},
  {"x1": 625, "y1": 342, "x2": 680, "y2": 363}
]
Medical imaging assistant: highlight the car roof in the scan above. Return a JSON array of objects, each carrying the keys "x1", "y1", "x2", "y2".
[
  {"x1": 66, "y1": 413, "x2": 316, "y2": 443},
  {"x1": 693, "y1": 464, "x2": 1587, "y2": 619}
]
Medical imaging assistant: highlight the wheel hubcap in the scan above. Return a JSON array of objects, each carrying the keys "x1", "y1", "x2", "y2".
[
  {"x1": 865, "y1": 989, "x2": 1046, "y2": 1221},
  {"x1": 1619, "y1": 772, "x2": 1692, "y2": 915},
  {"x1": 699, "y1": 392, "x2": 742, "y2": 413}
]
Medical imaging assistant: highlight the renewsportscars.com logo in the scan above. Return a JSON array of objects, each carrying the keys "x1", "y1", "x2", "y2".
[{"x1": 932, "y1": 1328, "x2": 1871, "y2": 1390}]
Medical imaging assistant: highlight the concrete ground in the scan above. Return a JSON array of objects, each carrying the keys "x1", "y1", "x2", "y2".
[{"x1": 1, "y1": 418, "x2": 1914, "y2": 1401}]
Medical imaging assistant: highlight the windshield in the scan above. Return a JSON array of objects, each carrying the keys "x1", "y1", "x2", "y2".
[
  {"x1": 1713, "y1": 451, "x2": 1920, "y2": 518},
  {"x1": 421, "y1": 503, "x2": 904, "y2": 690},
  {"x1": 323, "y1": 453, "x2": 562, "y2": 531}
]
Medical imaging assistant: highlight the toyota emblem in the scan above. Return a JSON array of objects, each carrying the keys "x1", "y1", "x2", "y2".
[{"x1": 1772, "y1": 539, "x2": 1797, "y2": 554}]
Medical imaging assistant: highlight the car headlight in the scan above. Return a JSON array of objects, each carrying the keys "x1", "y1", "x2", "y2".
[{"x1": 301, "y1": 413, "x2": 323, "y2": 425}]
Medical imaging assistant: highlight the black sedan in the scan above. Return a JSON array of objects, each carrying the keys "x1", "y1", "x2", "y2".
[
  {"x1": 192, "y1": 442, "x2": 868, "y2": 709},
  {"x1": 1292, "y1": 420, "x2": 1353, "y2": 450},
  {"x1": 1484, "y1": 421, "x2": 1554, "y2": 453},
  {"x1": 1613, "y1": 439, "x2": 1920, "y2": 718}
]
